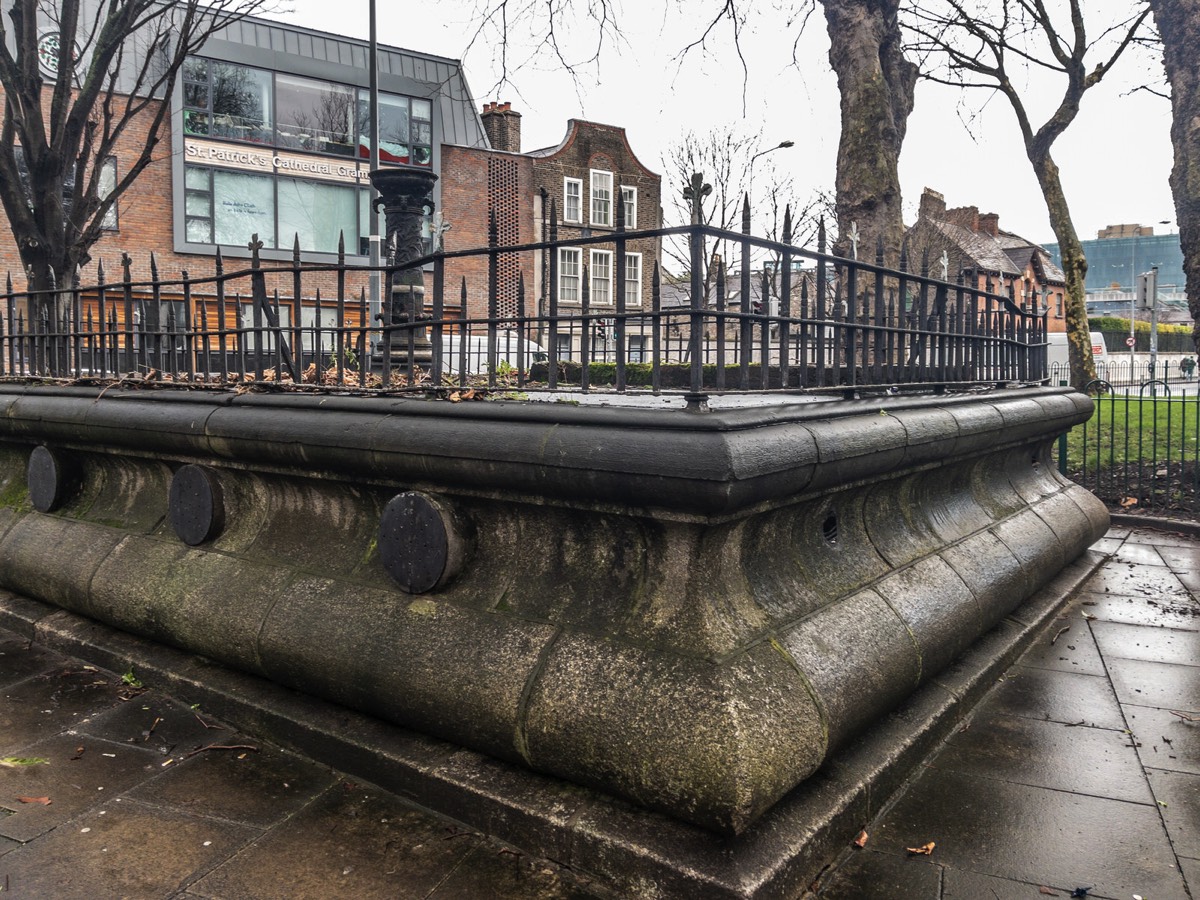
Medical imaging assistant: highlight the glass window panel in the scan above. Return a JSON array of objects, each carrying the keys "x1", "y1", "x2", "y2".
[
  {"x1": 212, "y1": 169, "x2": 274, "y2": 248},
  {"x1": 564, "y1": 178, "x2": 581, "y2": 223},
  {"x1": 412, "y1": 98, "x2": 431, "y2": 121},
  {"x1": 186, "y1": 217, "x2": 212, "y2": 243},
  {"x1": 357, "y1": 92, "x2": 410, "y2": 164},
  {"x1": 277, "y1": 177, "x2": 356, "y2": 253},
  {"x1": 185, "y1": 166, "x2": 211, "y2": 190},
  {"x1": 621, "y1": 186, "x2": 637, "y2": 228},
  {"x1": 625, "y1": 253, "x2": 641, "y2": 306},
  {"x1": 411, "y1": 145, "x2": 431, "y2": 166},
  {"x1": 183, "y1": 81, "x2": 208, "y2": 109},
  {"x1": 183, "y1": 110, "x2": 209, "y2": 136},
  {"x1": 209, "y1": 63, "x2": 272, "y2": 143},
  {"x1": 591, "y1": 250, "x2": 612, "y2": 304},
  {"x1": 276, "y1": 74, "x2": 354, "y2": 156},
  {"x1": 185, "y1": 192, "x2": 212, "y2": 217},
  {"x1": 560, "y1": 248, "x2": 580, "y2": 302},
  {"x1": 183, "y1": 57, "x2": 208, "y2": 83},
  {"x1": 590, "y1": 170, "x2": 612, "y2": 227}
]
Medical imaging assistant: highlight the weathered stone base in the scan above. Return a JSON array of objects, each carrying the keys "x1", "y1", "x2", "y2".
[
  {"x1": 0, "y1": 548, "x2": 1104, "y2": 898},
  {"x1": 0, "y1": 386, "x2": 1107, "y2": 837}
]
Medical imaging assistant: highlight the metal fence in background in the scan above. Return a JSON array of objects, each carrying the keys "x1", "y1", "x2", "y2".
[
  {"x1": 1, "y1": 217, "x2": 1049, "y2": 397},
  {"x1": 1059, "y1": 378, "x2": 1200, "y2": 517}
]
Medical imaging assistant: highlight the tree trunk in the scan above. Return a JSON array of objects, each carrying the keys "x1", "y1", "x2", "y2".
[
  {"x1": 823, "y1": 0, "x2": 917, "y2": 265},
  {"x1": 1032, "y1": 151, "x2": 1096, "y2": 390},
  {"x1": 1149, "y1": 0, "x2": 1200, "y2": 355}
]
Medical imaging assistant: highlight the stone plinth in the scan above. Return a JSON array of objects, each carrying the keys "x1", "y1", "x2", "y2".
[{"x1": 0, "y1": 386, "x2": 1107, "y2": 836}]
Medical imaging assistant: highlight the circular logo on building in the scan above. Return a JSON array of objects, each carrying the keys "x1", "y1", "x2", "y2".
[{"x1": 37, "y1": 31, "x2": 79, "y2": 79}]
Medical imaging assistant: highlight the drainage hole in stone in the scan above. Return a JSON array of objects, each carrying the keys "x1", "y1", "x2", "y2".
[{"x1": 822, "y1": 513, "x2": 839, "y2": 544}]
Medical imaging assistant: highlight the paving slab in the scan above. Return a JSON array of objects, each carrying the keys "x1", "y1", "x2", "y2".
[
  {"x1": 426, "y1": 843, "x2": 605, "y2": 899},
  {"x1": 1112, "y1": 541, "x2": 1170, "y2": 566},
  {"x1": 1016, "y1": 615, "x2": 1106, "y2": 676},
  {"x1": 189, "y1": 781, "x2": 484, "y2": 900},
  {"x1": 982, "y1": 666, "x2": 1126, "y2": 730},
  {"x1": 1083, "y1": 562, "x2": 1193, "y2": 600},
  {"x1": 1107, "y1": 657, "x2": 1200, "y2": 710},
  {"x1": 1078, "y1": 591, "x2": 1200, "y2": 630},
  {"x1": 125, "y1": 736, "x2": 338, "y2": 829},
  {"x1": 0, "y1": 632, "x2": 66, "y2": 689},
  {"x1": 0, "y1": 797, "x2": 260, "y2": 899},
  {"x1": 1090, "y1": 619, "x2": 1200, "y2": 666},
  {"x1": 1126, "y1": 705, "x2": 1200, "y2": 774},
  {"x1": 864, "y1": 768, "x2": 1187, "y2": 899},
  {"x1": 0, "y1": 731, "x2": 161, "y2": 842},
  {"x1": 941, "y1": 866, "x2": 1096, "y2": 900},
  {"x1": 0, "y1": 667, "x2": 125, "y2": 754},
  {"x1": 79, "y1": 695, "x2": 225, "y2": 758},
  {"x1": 1146, "y1": 767, "x2": 1200, "y2": 860},
  {"x1": 807, "y1": 849, "x2": 940, "y2": 900},
  {"x1": 928, "y1": 713, "x2": 1152, "y2": 804}
]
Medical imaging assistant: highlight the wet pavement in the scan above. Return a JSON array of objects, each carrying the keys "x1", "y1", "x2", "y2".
[
  {"x1": 0, "y1": 524, "x2": 1196, "y2": 899},
  {"x1": 815, "y1": 524, "x2": 1200, "y2": 900}
]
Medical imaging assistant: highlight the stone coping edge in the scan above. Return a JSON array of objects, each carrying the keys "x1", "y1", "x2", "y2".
[
  {"x1": 0, "y1": 385, "x2": 1090, "y2": 519},
  {"x1": 0, "y1": 548, "x2": 1106, "y2": 900}
]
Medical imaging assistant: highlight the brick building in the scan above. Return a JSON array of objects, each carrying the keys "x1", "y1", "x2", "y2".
[
  {"x1": 906, "y1": 188, "x2": 1067, "y2": 332},
  {"x1": 0, "y1": 11, "x2": 487, "y2": 336},
  {"x1": 440, "y1": 105, "x2": 662, "y2": 352},
  {"x1": 2, "y1": 12, "x2": 662, "y2": 365}
]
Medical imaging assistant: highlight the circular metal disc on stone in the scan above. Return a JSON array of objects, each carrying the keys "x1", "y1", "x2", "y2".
[
  {"x1": 27, "y1": 445, "x2": 69, "y2": 513},
  {"x1": 379, "y1": 492, "x2": 454, "y2": 594},
  {"x1": 169, "y1": 465, "x2": 225, "y2": 546}
]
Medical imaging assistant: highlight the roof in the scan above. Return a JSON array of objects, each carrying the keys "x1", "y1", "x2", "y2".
[{"x1": 929, "y1": 221, "x2": 1022, "y2": 276}]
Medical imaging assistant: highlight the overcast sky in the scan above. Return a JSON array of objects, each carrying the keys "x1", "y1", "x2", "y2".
[{"x1": 267, "y1": 0, "x2": 1174, "y2": 247}]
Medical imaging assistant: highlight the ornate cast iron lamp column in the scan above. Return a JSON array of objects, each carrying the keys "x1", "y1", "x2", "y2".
[{"x1": 368, "y1": 167, "x2": 437, "y2": 376}]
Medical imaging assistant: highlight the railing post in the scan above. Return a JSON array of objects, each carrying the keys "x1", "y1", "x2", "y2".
[
  {"x1": 369, "y1": 167, "x2": 437, "y2": 380},
  {"x1": 683, "y1": 172, "x2": 711, "y2": 398}
]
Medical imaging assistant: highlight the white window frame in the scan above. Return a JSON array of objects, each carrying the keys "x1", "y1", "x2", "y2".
[
  {"x1": 559, "y1": 247, "x2": 581, "y2": 303},
  {"x1": 624, "y1": 252, "x2": 642, "y2": 307},
  {"x1": 590, "y1": 249, "x2": 613, "y2": 305},
  {"x1": 620, "y1": 185, "x2": 637, "y2": 229},
  {"x1": 563, "y1": 177, "x2": 582, "y2": 224},
  {"x1": 590, "y1": 169, "x2": 613, "y2": 227}
]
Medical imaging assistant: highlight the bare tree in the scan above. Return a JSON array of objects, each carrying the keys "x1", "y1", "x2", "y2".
[
  {"x1": 1146, "y1": 0, "x2": 1200, "y2": 354},
  {"x1": 823, "y1": 0, "x2": 917, "y2": 264},
  {"x1": 661, "y1": 126, "x2": 830, "y2": 306},
  {"x1": 0, "y1": 0, "x2": 271, "y2": 325},
  {"x1": 905, "y1": 0, "x2": 1151, "y2": 390},
  {"x1": 461, "y1": 0, "x2": 915, "y2": 271}
]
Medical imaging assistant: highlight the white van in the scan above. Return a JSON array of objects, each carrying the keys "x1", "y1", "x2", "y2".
[
  {"x1": 1046, "y1": 331, "x2": 1107, "y2": 373},
  {"x1": 440, "y1": 330, "x2": 548, "y2": 376}
]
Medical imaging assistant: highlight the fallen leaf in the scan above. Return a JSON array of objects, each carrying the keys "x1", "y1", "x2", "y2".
[
  {"x1": 1039, "y1": 888, "x2": 1059, "y2": 896},
  {"x1": 16, "y1": 796, "x2": 51, "y2": 805},
  {"x1": 1119, "y1": 496, "x2": 1137, "y2": 508},
  {"x1": 0, "y1": 757, "x2": 49, "y2": 768},
  {"x1": 906, "y1": 841, "x2": 935, "y2": 856},
  {"x1": 853, "y1": 830, "x2": 868, "y2": 848},
  {"x1": 449, "y1": 391, "x2": 462, "y2": 402}
]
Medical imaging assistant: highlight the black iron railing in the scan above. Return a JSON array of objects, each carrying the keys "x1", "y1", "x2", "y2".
[
  {"x1": 1058, "y1": 378, "x2": 1200, "y2": 516},
  {"x1": 1, "y1": 219, "x2": 1047, "y2": 396}
]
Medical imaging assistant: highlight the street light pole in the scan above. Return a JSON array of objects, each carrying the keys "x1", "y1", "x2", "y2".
[
  {"x1": 746, "y1": 140, "x2": 793, "y2": 311},
  {"x1": 747, "y1": 140, "x2": 795, "y2": 219}
]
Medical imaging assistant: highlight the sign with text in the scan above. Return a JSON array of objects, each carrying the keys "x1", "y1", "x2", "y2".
[{"x1": 184, "y1": 139, "x2": 372, "y2": 186}]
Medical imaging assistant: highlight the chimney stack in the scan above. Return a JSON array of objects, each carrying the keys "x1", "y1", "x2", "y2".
[
  {"x1": 978, "y1": 212, "x2": 999, "y2": 237},
  {"x1": 480, "y1": 101, "x2": 522, "y2": 153},
  {"x1": 918, "y1": 188, "x2": 946, "y2": 221}
]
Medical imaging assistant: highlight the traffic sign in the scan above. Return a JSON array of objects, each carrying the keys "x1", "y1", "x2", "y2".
[{"x1": 1126, "y1": 336, "x2": 1135, "y2": 347}]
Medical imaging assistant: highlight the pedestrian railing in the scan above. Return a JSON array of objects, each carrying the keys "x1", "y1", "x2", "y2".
[
  {"x1": 1058, "y1": 379, "x2": 1200, "y2": 517},
  {"x1": 1, "y1": 214, "x2": 1049, "y2": 397}
]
